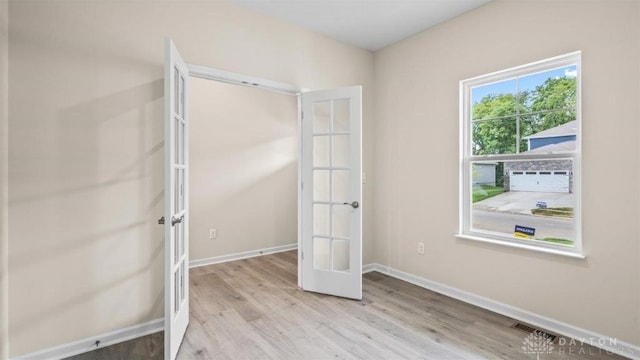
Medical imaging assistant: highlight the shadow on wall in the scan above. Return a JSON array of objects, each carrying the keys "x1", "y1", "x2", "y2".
[
  {"x1": 11, "y1": 80, "x2": 164, "y2": 205},
  {"x1": 9, "y1": 79, "x2": 166, "y2": 348},
  {"x1": 9, "y1": 240, "x2": 163, "y2": 338}
]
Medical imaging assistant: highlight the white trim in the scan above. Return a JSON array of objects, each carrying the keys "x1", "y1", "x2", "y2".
[
  {"x1": 10, "y1": 319, "x2": 163, "y2": 360},
  {"x1": 459, "y1": 51, "x2": 583, "y2": 256},
  {"x1": 297, "y1": 95, "x2": 303, "y2": 288},
  {"x1": 365, "y1": 263, "x2": 640, "y2": 360},
  {"x1": 187, "y1": 64, "x2": 304, "y2": 96},
  {"x1": 455, "y1": 234, "x2": 585, "y2": 259},
  {"x1": 189, "y1": 243, "x2": 298, "y2": 268},
  {"x1": 462, "y1": 51, "x2": 582, "y2": 86},
  {"x1": 362, "y1": 263, "x2": 377, "y2": 274}
]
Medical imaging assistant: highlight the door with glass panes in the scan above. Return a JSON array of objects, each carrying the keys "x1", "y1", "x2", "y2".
[
  {"x1": 301, "y1": 87, "x2": 362, "y2": 300},
  {"x1": 164, "y1": 38, "x2": 189, "y2": 360}
]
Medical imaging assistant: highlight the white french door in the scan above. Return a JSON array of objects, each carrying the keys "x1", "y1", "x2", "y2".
[
  {"x1": 164, "y1": 38, "x2": 189, "y2": 360},
  {"x1": 301, "y1": 86, "x2": 362, "y2": 300}
]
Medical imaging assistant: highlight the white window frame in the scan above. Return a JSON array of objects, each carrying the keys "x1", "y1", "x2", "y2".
[{"x1": 457, "y1": 52, "x2": 584, "y2": 258}]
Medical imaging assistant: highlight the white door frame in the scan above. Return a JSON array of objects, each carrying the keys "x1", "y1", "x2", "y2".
[
  {"x1": 170, "y1": 64, "x2": 363, "y2": 350},
  {"x1": 186, "y1": 64, "x2": 307, "y2": 287}
]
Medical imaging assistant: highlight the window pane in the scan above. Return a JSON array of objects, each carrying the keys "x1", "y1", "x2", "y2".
[
  {"x1": 332, "y1": 170, "x2": 350, "y2": 203},
  {"x1": 313, "y1": 136, "x2": 330, "y2": 167},
  {"x1": 174, "y1": 269, "x2": 179, "y2": 314},
  {"x1": 519, "y1": 65, "x2": 577, "y2": 113},
  {"x1": 471, "y1": 78, "x2": 517, "y2": 120},
  {"x1": 332, "y1": 205, "x2": 351, "y2": 238},
  {"x1": 313, "y1": 204, "x2": 330, "y2": 236},
  {"x1": 333, "y1": 99, "x2": 350, "y2": 132},
  {"x1": 332, "y1": 239, "x2": 349, "y2": 272},
  {"x1": 313, "y1": 237, "x2": 331, "y2": 271},
  {"x1": 521, "y1": 114, "x2": 577, "y2": 155},
  {"x1": 313, "y1": 170, "x2": 330, "y2": 202},
  {"x1": 174, "y1": 222, "x2": 180, "y2": 264},
  {"x1": 332, "y1": 135, "x2": 350, "y2": 167},
  {"x1": 471, "y1": 160, "x2": 575, "y2": 247},
  {"x1": 472, "y1": 117, "x2": 518, "y2": 155},
  {"x1": 313, "y1": 102, "x2": 331, "y2": 133}
]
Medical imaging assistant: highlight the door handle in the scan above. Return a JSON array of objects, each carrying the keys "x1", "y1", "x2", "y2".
[
  {"x1": 343, "y1": 201, "x2": 359, "y2": 209},
  {"x1": 171, "y1": 214, "x2": 184, "y2": 226}
]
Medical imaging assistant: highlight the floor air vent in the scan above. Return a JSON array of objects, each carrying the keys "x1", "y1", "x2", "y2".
[{"x1": 511, "y1": 322, "x2": 557, "y2": 341}]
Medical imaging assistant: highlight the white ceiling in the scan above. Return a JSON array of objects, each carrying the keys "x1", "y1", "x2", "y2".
[{"x1": 232, "y1": 0, "x2": 492, "y2": 51}]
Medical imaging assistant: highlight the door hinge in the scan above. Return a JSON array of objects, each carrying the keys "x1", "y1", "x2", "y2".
[
  {"x1": 301, "y1": 181, "x2": 304, "y2": 190},
  {"x1": 301, "y1": 251, "x2": 304, "y2": 260}
]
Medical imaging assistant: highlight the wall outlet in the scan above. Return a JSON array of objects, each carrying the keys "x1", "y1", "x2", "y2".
[
  {"x1": 209, "y1": 228, "x2": 217, "y2": 240},
  {"x1": 417, "y1": 242, "x2": 425, "y2": 255}
]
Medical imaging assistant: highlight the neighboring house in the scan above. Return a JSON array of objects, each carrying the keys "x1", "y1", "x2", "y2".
[
  {"x1": 504, "y1": 121, "x2": 576, "y2": 193},
  {"x1": 526, "y1": 120, "x2": 577, "y2": 152},
  {"x1": 472, "y1": 163, "x2": 497, "y2": 186}
]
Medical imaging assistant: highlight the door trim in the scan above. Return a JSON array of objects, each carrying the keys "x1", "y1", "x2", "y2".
[
  {"x1": 187, "y1": 64, "x2": 303, "y2": 96},
  {"x1": 184, "y1": 63, "x2": 307, "y2": 287}
]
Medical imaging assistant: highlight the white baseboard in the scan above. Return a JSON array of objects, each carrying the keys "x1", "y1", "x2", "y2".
[
  {"x1": 366, "y1": 263, "x2": 640, "y2": 360},
  {"x1": 189, "y1": 243, "x2": 297, "y2": 269},
  {"x1": 362, "y1": 263, "x2": 377, "y2": 274},
  {"x1": 15, "y1": 257, "x2": 637, "y2": 360},
  {"x1": 10, "y1": 318, "x2": 163, "y2": 360}
]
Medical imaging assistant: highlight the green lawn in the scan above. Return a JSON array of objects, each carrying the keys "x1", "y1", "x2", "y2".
[
  {"x1": 539, "y1": 237, "x2": 574, "y2": 246},
  {"x1": 531, "y1": 207, "x2": 573, "y2": 218},
  {"x1": 472, "y1": 184, "x2": 504, "y2": 203}
]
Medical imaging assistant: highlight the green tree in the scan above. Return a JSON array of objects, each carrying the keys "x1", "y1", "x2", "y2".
[
  {"x1": 472, "y1": 92, "x2": 528, "y2": 155},
  {"x1": 530, "y1": 77, "x2": 576, "y2": 131},
  {"x1": 471, "y1": 76, "x2": 576, "y2": 155}
]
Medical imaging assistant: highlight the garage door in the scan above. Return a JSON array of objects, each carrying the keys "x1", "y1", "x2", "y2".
[{"x1": 510, "y1": 170, "x2": 569, "y2": 193}]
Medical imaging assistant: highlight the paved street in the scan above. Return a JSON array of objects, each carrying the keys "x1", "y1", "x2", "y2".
[
  {"x1": 474, "y1": 190, "x2": 574, "y2": 215},
  {"x1": 473, "y1": 191, "x2": 575, "y2": 241},
  {"x1": 472, "y1": 209, "x2": 573, "y2": 240}
]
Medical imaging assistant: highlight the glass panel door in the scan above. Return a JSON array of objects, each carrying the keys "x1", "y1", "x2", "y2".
[
  {"x1": 164, "y1": 38, "x2": 189, "y2": 360},
  {"x1": 301, "y1": 87, "x2": 362, "y2": 300}
]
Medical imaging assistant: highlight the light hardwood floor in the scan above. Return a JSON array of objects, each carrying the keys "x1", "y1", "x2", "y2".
[
  {"x1": 68, "y1": 250, "x2": 628, "y2": 359},
  {"x1": 178, "y1": 250, "x2": 626, "y2": 360}
]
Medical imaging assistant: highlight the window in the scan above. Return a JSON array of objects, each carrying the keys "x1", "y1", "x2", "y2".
[{"x1": 458, "y1": 52, "x2": 582, "y2": 257}]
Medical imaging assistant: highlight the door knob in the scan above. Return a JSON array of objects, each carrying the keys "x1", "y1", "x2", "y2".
[
  {"x1": 171, "y1": 215, "x2": 184, "y2": 226},
  {"x1": 343, "y1": 201, "x2": 359, "y2": 209}
]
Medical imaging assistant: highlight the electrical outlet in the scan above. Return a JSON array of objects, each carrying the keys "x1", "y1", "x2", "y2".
[
  {"x1": 417, "y1": 242, "x2": 425, "y2": 255},
  {"x1": 209, "y1": 228, "x2": 217, "y2": 240}
]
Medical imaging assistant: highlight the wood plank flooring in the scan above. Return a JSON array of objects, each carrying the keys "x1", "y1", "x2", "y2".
[
  {"x1": 179, "y1": 250, "x2": 626, "y2": 360},
  {"x1": 68, "y1": 250, "x2": 628, "y2": 359}
]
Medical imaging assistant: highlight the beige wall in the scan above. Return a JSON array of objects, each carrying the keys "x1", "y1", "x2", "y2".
[
  {"x1": 189, "y1": 78, "x2": 298, "y2": 259},
  {"x1": 1, "y1": 0, "x2": 9, "y2": 358},
  {"x1": 7, "y1": 0, "x2": 373, "y2": 357},
  {"x1": 373, "y1": 0, "x2": 640, "y2": 346}
]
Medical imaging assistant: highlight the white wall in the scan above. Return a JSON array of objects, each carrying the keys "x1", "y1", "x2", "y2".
[
  {"x1": 189, "y1": 78, "x2": 298, "y2": 259},
  {"x1": 7, "y1": 0, "x2": 374, "y2": 357},
  {"x1": 1, "y1": 0, "x2": 9, "y2": 358},
  {"x1": 374, "y1": 0, "x2": 639, "y2": 346}
]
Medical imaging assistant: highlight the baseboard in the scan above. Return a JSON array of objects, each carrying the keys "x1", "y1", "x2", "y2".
[
  {"x1": 189, "y1": 243, "x2": 298, "y2": 268},
  {"x1": 10, "y1": 318, "x2": 163, "y2": 360},
  {"x1": 366, "y1": 263, "x2": 640, "y2": 360},
  {"x1": 362, "y1": 263, "x2": 377, "y2": 274}
]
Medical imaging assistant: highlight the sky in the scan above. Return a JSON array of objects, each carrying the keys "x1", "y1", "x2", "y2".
[{"x1": 471, "y1": 65, "x2": 577, "y2": 104}]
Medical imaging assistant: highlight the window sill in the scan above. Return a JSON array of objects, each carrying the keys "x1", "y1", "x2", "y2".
[{"x1": 455, "y1": 234, "x2": 586, "y2": 259}]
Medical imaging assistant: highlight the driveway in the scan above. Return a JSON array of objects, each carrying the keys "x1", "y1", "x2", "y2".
[{"x1": 473, "y1": 191, "x2": 574, "y2": 215}]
